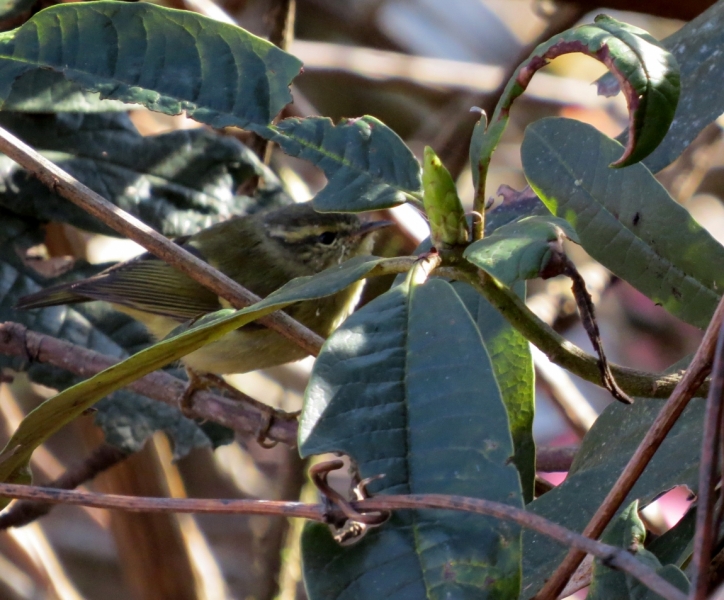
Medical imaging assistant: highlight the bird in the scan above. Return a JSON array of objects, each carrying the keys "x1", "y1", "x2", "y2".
[{"x1": 17, "y1": 202, "x2": 390, "y2": 375}]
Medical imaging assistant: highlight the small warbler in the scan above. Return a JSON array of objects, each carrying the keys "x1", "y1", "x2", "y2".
[{"x1": 17, "y1": 202, "x2": 390, "y2": 374}]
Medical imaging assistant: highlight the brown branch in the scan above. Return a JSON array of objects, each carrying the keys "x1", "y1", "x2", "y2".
[
  {"x1": 0, "y1": 483, "x2": 688, "y2": 600},
  {"x1": 0, "y1": 322, "x2": 298, "y2": 446},
  {"x1": 536, "y1": 446, "x2": 578, "y2": 472},
  {"x1": 563, "y1": 257, "x2": 632, "y2": 404},
  {"x1": 0, "y1": 443, "x2": 128, "y2": 529},
  {"x1": 0, "y1": 125, "x2": 325, "y2": 358},
  {"x1": 690, "y1": 322, "x2": 724, "y2": 599},
  {"x1": 533, "y1": 293, "x2": 724, "y2": 600},
  {"x1": 565, "y1": 0, "x2": 714, "y2": 21}
]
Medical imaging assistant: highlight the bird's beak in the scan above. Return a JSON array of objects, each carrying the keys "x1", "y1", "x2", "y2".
[{"x1": 354, "y1": 220, "x2": 395, "y2": 237}]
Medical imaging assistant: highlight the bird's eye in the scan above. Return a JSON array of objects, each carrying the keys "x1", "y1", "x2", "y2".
[{"x1": 317, "y1": 231, "x2": 337, "y2": 245}]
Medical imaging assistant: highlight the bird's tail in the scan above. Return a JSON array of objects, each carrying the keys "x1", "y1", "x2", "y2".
[{"x1": 15, "y1": 284, "x2": 89, "y2": 309}]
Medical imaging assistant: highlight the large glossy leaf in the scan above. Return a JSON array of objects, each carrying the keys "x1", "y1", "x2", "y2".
[
  {"x1": 300, "y1": 277, "x2": 523, "y2": 599},
  {"x1": 263, "y1": 116, "x2": 422, "y2": 213},
  {"x1": 521, "y1": 397, "x2": 704, "y2": 597},
  {"x1": 0, "y1": 255, "x2": 385, "y2": 486},
  {"x1": 0, "y1": 112, "x2": 290, "y2": 236},
  {"x1": 588, "y1": 501, "x2": 689, "y2": 600},
  {"x1": 522, "y1": 117, "x2": 724, "y2": 329},
  {"x1": 0, "y1": 213, "x2": 218, "y2": 457},
  {"x1": 0, "y1": 2, "x2": 302, "y2": 127},
  {"x1": 451, "y1": 281, "x2": 535, "y2": 504},
  {"x1": 464, "y1": 216, "x2": 578, "y2": 286}
]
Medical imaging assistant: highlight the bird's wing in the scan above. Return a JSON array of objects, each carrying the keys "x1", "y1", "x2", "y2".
[{"x1": 18, "y1": 253, "x2": 222, "y2": 321}]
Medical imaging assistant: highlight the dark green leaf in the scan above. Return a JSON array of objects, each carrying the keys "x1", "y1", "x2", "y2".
[
  {"x1": 600, "y1": 2, "x2": 724, "y2": 172},
  {"x1": 452, "y1": 280, "x2": 535, "y2": 504},
  {"x1": 477, "y1": 13, "x2": 679, "y2": 185},
  {"x1": 463, "y1": 216, "x2": 578, "y2": 286},
  {"x1": 588, "y1": 501, "x2": 689, "y2": 600},
  {"x1": 648, "y1": 506, "x2": 696, "y2": 569},
  {"x1": 0, "y1": 112, "x2": 290, "y2": 236},
  {"x1": 262, "y1": 116, "x2": 422, "y2": 212},
  {"x1": 521, "y1": 397, "x2": 704, "y2": 597},
  {"x1": 588, "y1": 501, "x2": 646, "y2": 599},
  {"x1": 522, "y1": 117, "x2": 724, "y2": 329},
  {"x1": 422, "y1": 146, "x2": 468, "y2": 246},
  {"x1": 300, "y1": 277, "x2": 523, "y2": 599},
  {"x1": 0, "y1": 2, "x2": 301, "y2": 127},
  {"x1": 2, "y1": 68, "x2": 132, "y2": 112}
]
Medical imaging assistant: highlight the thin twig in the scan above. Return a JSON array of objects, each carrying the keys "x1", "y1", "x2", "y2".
[
  {"x1": 690, "y1": 322, "x2": 724, "y2": 599},
  {"x1": 0, "y1": 125, "x2": 325, "y2": 357},
  {"x1": 563, "y1": 258, "x2": 632, "y2": 404},
  {"x1": 0, "y1": 444, "x2": 128, "y2": 529},
  {"x1": 0, "y1": 484, "x2": 688, "y2": 600},
  {"x1": 0, "y1": 322, "x2": 298, "y2": 445},
  {"x1": 455, "y1": 266, "x2": 698, "y2": 399},
  {"x1": 533, "y1": 294, "x2": 724, "y2": 600}
]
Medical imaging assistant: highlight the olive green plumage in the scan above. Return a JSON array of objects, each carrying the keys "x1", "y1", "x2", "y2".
[{"x1": 17, "y1": 202, "x2": 385, "y2": 374}]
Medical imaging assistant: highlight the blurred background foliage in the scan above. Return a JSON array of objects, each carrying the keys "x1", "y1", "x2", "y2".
[{"x1": 0, "y1": 0, "x2": 721, "y2": 599}]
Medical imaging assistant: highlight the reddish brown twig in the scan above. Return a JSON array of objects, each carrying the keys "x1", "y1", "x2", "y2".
[
  {"x1": 0, "y1": 322, "x2": 298, "y2": 446},
  {"x1": 0, "y1": 443, "x2": 128, "y2": 529},
  {"x1": 0, "y1": 125, "x2": 324, "y2": 357},
  {"x1": 534, "y1": 294, "x2": 724, "y2": 600},
  {"x1": 690, "y1": 322, "x2": 724, "y2": 599},
  {"x1": 0, "y1": 483, "x2": 687, "y2": 600}
]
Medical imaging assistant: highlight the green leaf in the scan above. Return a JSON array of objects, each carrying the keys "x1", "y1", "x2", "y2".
[
  {"x1": 0, "y1": 2, "x2": 302, "y2": 127},
  {"x1": 422, "y1": 146, "x2": 468, "y2": 246},
  {"x1": 601, "y1": 2, "x2": 724, "y2": 173},
  {"x1": 2, "y1": 68, "x2": 132, "y2": 112},
  {"x1": 0, "y1": 255, "x2": 385, "y2": 487},
  {"x1": 647, "y1": 506, "x2": 696, "y2": 569},
  {"x1": 0, "y1": 213, "x2": 218, "y2": 457},
  {"x1": 522, "y1": 117, "x2": 724, "y2": 329},
  {"x1": 463, "y1": 216, "x2": 578, "y2": 286},
  {"x1": 451, "y1": 281, "x2": 535, "y2": 504},
  {"x1": 521, "y1": 397, "x2": 704, "y2": 597},
  {"x1": 476, "y1": 13, "x2": 679, "y2": 191},
  {"x1": 588, "y1": 501, "x2": 689, "y2": 599},
  {"x1": 0, "y1": 112, "x2": 290, "y2": 236},
  {"x1": 261, "y1": 116, "x2": 422, "y2": 212},
  {"x1": 300, "y1": 277, "x2": 523, "y2": 599}
]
